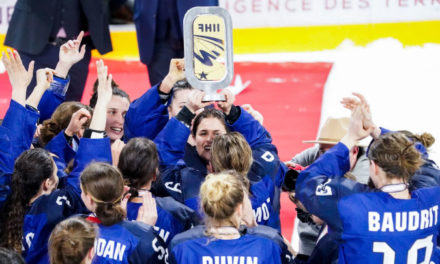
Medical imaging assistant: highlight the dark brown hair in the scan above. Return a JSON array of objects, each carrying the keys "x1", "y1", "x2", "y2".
[
  {"x1": 39, "y1": 102, "x2": 92, "y2": 146},
  {"x1": 192, "y1": 108, "x2": 228, "y2": 137},
  {"x1": 49, "y1": 217, "x2": 97, "y2": 264},
  {"x1": 368, "y1": 132, "x2": 423, "y2": 182},
  {"x1": 118, "y1": 138, "x2": 158, "y2": 198},
  {"x1": 0, "y1": 149, "x2": 54, "y2": 253},
  {"x1": 80, "y1": 163, "x2": 125, "y2": 226},
  {"x1": 89, "y1": 79, "x2": 130, "y2": 108}
]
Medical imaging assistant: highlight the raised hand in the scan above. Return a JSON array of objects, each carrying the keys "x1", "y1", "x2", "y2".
[
  {"x1": 89, "y1": 59, "x2": 113, "y2": 131},
  {"x1": 341, "y1": 92, "x2": 379, "y2": 139},
  {"x1": 1, "y1": 49, "x2": 34, "y2": 106},
  {"x1": 136, "y1": 191, "x2": 158, "y2": 226},
  {"x1": 341, "y1": 104, "x2": 374, "y2": 149},
  {"x1": 55, "y1": 31, "x2": 86, "y2": 78},
  {"x1": 217, "y1": 89, "x2": 235, "y2": 115},
  {"x1": 96, "y1": 59, "x2": 113, "y2": 108},
  {"x1": 185, "y1": 89, "x2": 211, "y2": 113},
  {"x1": 35, "y1": 68, "x2": 54, "y2": 90},
  {"x1": 65, "y1": 108, "x2": 92, "y2": 137},
  {"x1": 26, "y1": 68, "x2": 55, "y2": 108},
  {"x1": 242, "y1": 104, "x2": 264, "y2": 125},
  {"x1": 160, "y1": 58, "x2": 185, "y2": 93}
]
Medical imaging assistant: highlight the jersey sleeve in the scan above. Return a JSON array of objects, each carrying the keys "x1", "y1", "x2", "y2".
[
  {"x1": 156, "y1": 196, "x2": 199, "y2": 230},
  {"x1": 45, "y1": 130, "x2": 77, "y2": 181},
  {"x1": 246, "y1": 225, "x2": 295, "y2": 264},
  {"x1": 66, "y1": 137, "x2": 112, "y2": 194},
  {"x1": 126, "y1": 223, "x2": 169, "y2": 264},
  {"x1": 0, "y1": 126, "x2": 13, "y2": 175},
  {"x1": 159, "y1": 165, "x2": 192, "y2": 203},
  {"x1": 155, "y1": 117, "x2": 190, "y2": 165},
  {"x1": 0, "y1": 126, "x2": 13, "y2": 208},
  {"x1": 37, "y1": 75, "x2": 69, "y2": 122},
  {"x1": 410, "y1": 159, "x2": 440, "y2": 190},
  {"x1": 295, "y1": 143, "x2": 370, "y2": 232},
  {"x1": 2, "y1": 99, "x2": 39, "y2": 159},
  {"x1": 124, "y1": 84, "x2": 169, "y2": 141}
]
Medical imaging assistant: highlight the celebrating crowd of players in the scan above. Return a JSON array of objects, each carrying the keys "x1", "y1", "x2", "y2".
[{"x1": 0, "y1": 31, "x2": 439, "y2": 264}]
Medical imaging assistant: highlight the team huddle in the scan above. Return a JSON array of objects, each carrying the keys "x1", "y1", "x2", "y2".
[{"x1": 0, "y1": 30, "x2": 440, "y2": 264}]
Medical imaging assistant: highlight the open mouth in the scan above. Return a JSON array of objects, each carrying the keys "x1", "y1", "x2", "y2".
[
  {"x1": 204, "y1": 145, "x2": 211, "y2": 151},
  {"x1": 110, "y1": 127, "x2": 123, "y2": 133}
]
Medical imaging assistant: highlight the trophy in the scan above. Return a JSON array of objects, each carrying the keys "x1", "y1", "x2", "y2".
[{"x1": 183, "y1": 7, "x2": 234, "y2": 102}]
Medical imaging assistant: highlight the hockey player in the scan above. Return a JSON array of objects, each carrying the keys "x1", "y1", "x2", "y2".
[
  {"x1": 169, "y1": 171, "x2": 294, "y2": 264},
  {"x1": 117, "y1": 137, "x2": 199, "y2": 245},
  {"x1": 296, "y1": 101, "x2": 440, "y2": 263}
]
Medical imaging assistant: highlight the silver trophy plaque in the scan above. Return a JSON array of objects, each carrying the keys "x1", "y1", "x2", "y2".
[{"x1": 183, "y1": 7, "x2": 234, "y2": 102}]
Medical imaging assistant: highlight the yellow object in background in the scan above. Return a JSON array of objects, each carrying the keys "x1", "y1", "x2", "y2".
[
  {"x1": 192, "y1": 14, "x2": 227, "y2": 82},
  {"x1": 0, "y1": 21, "x2": 439, "y2": 61}
]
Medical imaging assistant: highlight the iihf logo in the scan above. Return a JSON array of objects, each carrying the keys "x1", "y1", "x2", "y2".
[
  {"x1": 193, "y1": 34, "x2": 224, "y2": 67},
  {"x1": 315, "y1": 178, "x2": 333, "y2": 196}
]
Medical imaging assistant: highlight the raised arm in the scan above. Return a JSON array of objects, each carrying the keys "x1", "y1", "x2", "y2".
[
  {"x1": 38, "y1": 32, "x2": 86, "y2": 122},
  {"x1": 155, "y1": 89, "x2": 209, "y2": 165},
  {"x1": 1, "y1": 50, "x2": 39, "y2": 155},
  {"x1": 296, "y1": 105, "x2": 372, "y2": 231},
  {"x1": 66, "y1": 60, "x2": 113, "y2": 194},
  {"x1": 124, "y1": 59, "x2": 185, "y2": 140}
]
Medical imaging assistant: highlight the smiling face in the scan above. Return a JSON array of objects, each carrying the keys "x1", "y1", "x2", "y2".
[
  {"x1": 105, "y1": 95, "x2": 130, "y2": 141},
  {"x1": 193, "y1": 117, "x2": 227, "y2": 162}
]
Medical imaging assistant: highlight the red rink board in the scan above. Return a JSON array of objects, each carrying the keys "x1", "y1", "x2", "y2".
[{"x1": 0, "y1": 59, "x2": 333, "y2": 240}]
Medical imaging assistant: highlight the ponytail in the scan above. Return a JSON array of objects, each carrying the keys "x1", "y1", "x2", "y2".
[
  {"x1": 80, "y1": 163, "x2": 126, "y2": 226},
  {"x1": 49, "y1": 217, "x2": 97, "y2": 264},
  {"x1": 0, "y1": 149, "x2": 54, "y2": 252},
  {"x1": 118, "y1": 138, "x2": 158, "y2": 200},
  {"x1": 369, "y1": 133, "x2": 423, "y2": 182}
]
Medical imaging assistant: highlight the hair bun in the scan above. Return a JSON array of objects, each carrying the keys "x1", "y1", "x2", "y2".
[
  {"x1": 200, "y1": 172, "x2": 244, "y2": 221},
  {"x1": 419, "y1": 133, "x2": 435, "y2": 148}
]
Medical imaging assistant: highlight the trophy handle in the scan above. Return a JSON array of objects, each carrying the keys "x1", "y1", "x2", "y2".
[{"x1": 202, "y1": 93, "x2": 226, "y2": 102}]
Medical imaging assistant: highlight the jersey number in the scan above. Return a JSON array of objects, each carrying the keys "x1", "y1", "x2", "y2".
[
  {"x1": 372, "y1": 235, "x2": 434, "y2": 264},
  {"x1": 164, "y1": 182, "x2": 182, "y2": 194},
  {"x1": 152, "y1": 238, "x2": 169, "y2": 263}
]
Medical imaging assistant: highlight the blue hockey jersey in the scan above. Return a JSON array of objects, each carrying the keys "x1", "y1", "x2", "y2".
[
  {"x1": 155, "y1": 108, "x2": 279, "y2": 227},
  {"x1": 37, "y1": 75, "x2": 70, "y2": 123},
  {"x1": 22, "y1": 137, "x2": 112, "y2": 263},
  {"x1": 124, "y1": 84, "x2": 169, "y2": 141},
  {"x1": 87, "y1": 216, "x2": 168, "y2": 264},
  {"x1": 296, "y1": 142, "x2": 440, "y2": 264},
  {"x1": 0, "y1": 100, "x2": 40, "y2": 207},
  {"x1": 169, "y1": 225, "x2": 294, "y2": 264},
  {"x1": 126, "y1": 196, "x2": 198, "y2": 245}
]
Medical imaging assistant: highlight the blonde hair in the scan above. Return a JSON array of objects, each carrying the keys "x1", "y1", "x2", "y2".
[
  {"x1": 211, "y1": 132, "x2": 253, "y2": 177},
  {"x1": 368, "y1": 133, "x2": 424, "y2": 182},
  {"x1": 49, "y1": 217, "x2": 97, "y2": 264},
  {"x1": 200, "y1": 172, "x2": 245, "y2": 223}
]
